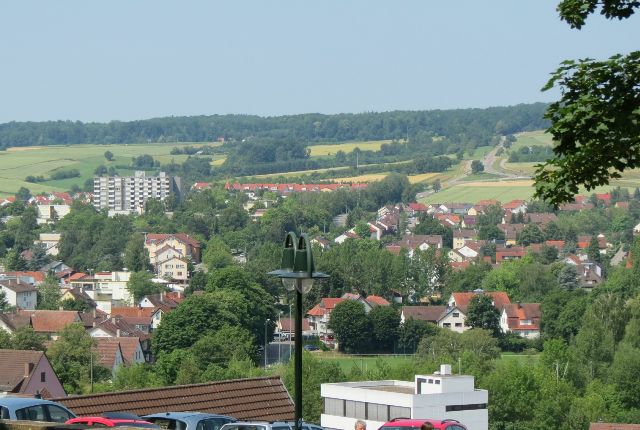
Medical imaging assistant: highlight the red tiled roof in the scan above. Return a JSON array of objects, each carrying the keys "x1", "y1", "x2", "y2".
[
  {"x1": 279, "y1": 318, "x2": 311, "y2": 332},
  {"x1": 111, "y1": 307, "x2": 155, "y2": 319},
  {"x1": 54, "y1": 376, "x2": 294, "y2": 421},
  {"x1": 5, "y1": 271, "x2": 47, "y2": 283},
  {"x1": 93, "y1": 339, "x2": 123, "y2": 369},
  {"x1": 145, "y1": 233, "x2": 201, "y2": 249},
  {"x1": 366, "y1": 295, "x2": 390, "y2": 306},
  {"x1": 402, "y1": 306, "x2": 446, "y2": 323},
  {"x1": 502, "y1": 303, "x2": 541, "y2": 330},
  {"x1": 68, "y1": 272, "x2": 89, "y2": 281},
  {"x1": 113, "y1": 337, "x2": 144, "y2": 364},
  {"x1": 19, "y1": 310, "x2": 80, "y2": 333},
  {"x1": 503, "y1": 199, "x2": 526, "y2": 209},
  {"x1": 450, "y1": 261, "x2": 471, "y2": 270},
  {"x1": 452, "y1": 291, "x2": 511, "y2": 313},
  {"x1": 589, "y1": 424, "x2": 640, "y2": 430},
  {"x1": 307, "y1": 298, "x2": 345, "y2": 317},
  {"x1": 0, "y1": 349, "x2": 44, "y2": 392}
]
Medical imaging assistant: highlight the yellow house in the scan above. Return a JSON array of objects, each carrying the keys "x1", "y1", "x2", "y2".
[
  {"x1": 157, "y1": 256, "x2": 189, "y2": 282},
  {"x1": 144, "y1": 233, "x2": 201, "y2": 265}
]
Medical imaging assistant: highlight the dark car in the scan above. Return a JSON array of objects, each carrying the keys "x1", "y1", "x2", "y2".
[
  {"x1": 303, "y1": 344, "x2": 319, "y2": 351},
  {"x1": 0, "y1": 397, "x2": 76, "y2": 423},
  {"x1": 143, "y1": 412, "x2": 236, "y2": 430},
  {"x1": 378, "y1": 418, "x2": 467, "y2": 430}
]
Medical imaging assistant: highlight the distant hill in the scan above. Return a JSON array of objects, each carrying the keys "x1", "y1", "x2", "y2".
[{"x1": 0, "y1": 103, "x2": 549, "y2": 148}]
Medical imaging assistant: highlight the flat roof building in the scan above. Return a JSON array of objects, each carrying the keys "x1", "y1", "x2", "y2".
[{"x1": 321, "y1": 364, "x2": 487, "y2": 430}]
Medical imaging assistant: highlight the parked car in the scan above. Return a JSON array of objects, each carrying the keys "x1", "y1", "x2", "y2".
[
  {"x1": 0, "y1": 396, "x2": 76, "y2": 423},
  {"x1": 143, "y1": 412, "x2": 236, "y2": 430},
  {"x1": 67, "y1": 412, "x2": 160, "y2": 428},
  {"x1": 303, "y1": 344, "x2": 319, "y2": 351},
  {"x1": 378, "y1": 418, "x2": 467, "y2": 430},
  {"x1": 220, "y1": 421, "x2": 292, "y2": 430},
  {"x1": 285, "y1": 421, "x2": 323, "y2": 430}
]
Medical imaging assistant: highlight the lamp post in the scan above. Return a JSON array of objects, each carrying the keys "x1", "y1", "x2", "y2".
[
  {"x1": 269, "y1": 232, "x2": 328, "y2": 430},
  {"x1": 264, "y1": 318, "x2": 271, "y2": 368}
]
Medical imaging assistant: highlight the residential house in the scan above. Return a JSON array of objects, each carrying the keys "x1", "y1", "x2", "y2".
[
  {"x1": 88, "y1": 316, "x2": 150, "y2": 361},
  {"x1": 386, "y1": 234, "x2": 443, "y2": 257},
  {"x1": 500, "y1": 303, "x2": 541, "y2": 339},
  {"x1": 0, "y1": 312, "x2": 31, "y2": 335},
  {"x1": 40, "y1": 261, "x2": 70, "y2": 274},
  {"x1": 495, "y1": 246, "x2": 526, "y2": 263},
  {"x1": 60, "y1": 287, "x2": 97, "y2": 310},
  {"x1": 311, "y1": 237, "x2": 331, "y2": 250},
  {"x1": 334, "y1": 230, "x2": 359, "y2": 244},
  {"x1": 502, "y1": 199, "x2": 527, "y2": 214},
  {"x1": 307, "y1": 298, "x2": 346, "y2": 340},
  {"x1": 448, "y1": 249, "x2": 466, "y2": 263},
  {"x1": 461, "y1": 216, "x2": 477, "y2": 229},
  {"x1": 145, "y1": 233, "x2": 201, "y2": 265},
  {"x1": 525, "y1": 213, "x2": 558, "y2": 226},
  {"x1": 71, "y1": 271, "x2": 133, "y2": 312},
  {"x1": 453, "y1": 229, "x2": 477, "y2": 249},
  {"x1": 37, "y1": 233, "x2": 62, "y2": 256},
  {"x1": 0, "y1": 278, "x2": 37, "y2": 310},
  {"x1": 435, "y1": 213, "x2": 460, "y2": 227},
  {"x1": 439, "y1": 290, "x2": 512, "y2": 333},
  {"x1": 93, "y1": 339, "x2": 125, "y2": 376},
  {"x1": 156, "y1": 256, "x2": 189, "y2": 282},
  {"x1": 276, "y1": 317, "x2": 313, "y2": 341},
  {"x1": 19, "y1": 310, "x2": 83, "y2": 340},
  {"x1": 110, "y1": 307, "x2": 154, "y2": 333},
  {"x1": 3, "y1": 272, "x2": 46, "y2": 286},
  {"x1": 497, "y1": 223, "x2": 526, "y2": 246},
  {"x1": 191, "y1": 182, "x2": 211, "y2": 191},
  {"x1": 564, "y1": 256, "x2": 603, "y2": 290},
  {"x1": 36, "y1": 204, "x2": 71, "y2": 224},
  {"x1": 406, "y1": 203, "x2": 428, "y2": 217},
  {"x1": 0, "y1": 349, "x2": 66, "y2": 398}
]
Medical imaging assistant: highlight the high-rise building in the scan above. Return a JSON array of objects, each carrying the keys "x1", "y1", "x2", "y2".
[{"x1": 93, "y1": 171, "x2": 182, "y2": 214}]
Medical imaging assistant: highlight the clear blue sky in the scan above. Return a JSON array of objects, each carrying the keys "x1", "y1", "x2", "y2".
[{"x1": 0, "y1": 1, "x2": 637, "y2": 123}]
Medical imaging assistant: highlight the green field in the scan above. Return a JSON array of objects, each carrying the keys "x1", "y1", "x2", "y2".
[
  {"x1": 464, "y1": 146, "x2": 493, "y2": 160},
  {"x1": 510, "y1": 130, "x2": 554, "y2": 151},
  {"x1": 422, "y1": 181, "x2": 536, "y2": 203},
  {"x1": 0, "y1": 142, "x2": 215, "y2": 196}
]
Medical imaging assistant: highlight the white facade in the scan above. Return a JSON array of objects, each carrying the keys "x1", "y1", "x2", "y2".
[
  {"x1": 0, "y1": 283, "x2": 37, "y2": 310},
  {"x1": 77, "y1": 271, "x2": 133, "y2": 312},
  {"x1": 321, "y1": 365, "x2": 488, "y2": 430},
  {"x1": 38, "y1": 233, "x2": 62, "y2": 256},
  {"x1": 93, "y1": 171, "x2": 181, "y2": 213},
  {"x1": 36, "y1": 205, "x2": 71, "y2": 224},
  {"x1": 437, "y1": 307, "x2": 468, "y2": 333}
]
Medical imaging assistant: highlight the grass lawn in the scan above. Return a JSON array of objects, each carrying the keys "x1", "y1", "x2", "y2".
[
  {"x1": 422, "y1": 181, "x2": 536, "y2": 203},
  {"x1": 465, "y1": 146, "x2": 494, "y2": 160},
  {"x1": 510, "y1": 130, "x2": 553, "y2": 151},
  {"x1": 308, "y1": 140, "x2": 393, "y2": 157},
  {"x1": 459, "y1": 172, "x2": 502, "y2": 182},
  {"x1": 0, "y1": 142, "x2": 216, "y2": 197}
]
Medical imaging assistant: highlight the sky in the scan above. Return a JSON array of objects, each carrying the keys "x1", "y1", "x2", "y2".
[{"x1": 0, "y1": 1, "x2": 638, "y2": 123}]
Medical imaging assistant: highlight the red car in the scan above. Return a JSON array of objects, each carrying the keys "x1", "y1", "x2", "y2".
[
  {"x1": 378, "y1": 418, "x2": 467, "y2": 430},
  {"x1": 66, "y1": 413, "x2": 161, "y2": 428}
]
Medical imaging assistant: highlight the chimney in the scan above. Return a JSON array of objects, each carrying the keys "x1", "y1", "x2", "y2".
[
  {"x1": 116, "y1": 328, "x2": 121, "y2": 338},
  {"x1": 24, "y1": 362, "x2": 34, "y2": 378},
  {"x1": 440, "y1": 364, "x2": 452, "y2": 375},
  {"x1": 111, "y1": 317, "x2": 116, "y2": 324},
  {"x1": 92, "y1": 321, "x2": 96, "y2": 328},
  {"x1": 92, "y1": 309, "x2": 96, "y2": 318}
]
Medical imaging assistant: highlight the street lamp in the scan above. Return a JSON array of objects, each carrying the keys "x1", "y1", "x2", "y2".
[
  {"x1": 268, "y1": 232, "x2": 328, "y2": 430},
  {"x1": 264, "y1": 318, "x2": 271, "y2": 368}
]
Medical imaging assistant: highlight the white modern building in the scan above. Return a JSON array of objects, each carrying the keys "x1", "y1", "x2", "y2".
[
  {"x1": 321, "y1": 364, "x2": 488, "y2": 430},
  {"x1": 93, "y1": 171, "x2": 182, "y2": 214},
  {"x1": 70, "y1": 271, "x2": 133, "y2": 313}
]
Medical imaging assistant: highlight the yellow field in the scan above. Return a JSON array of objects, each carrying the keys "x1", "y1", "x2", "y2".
[
  {"x1": 332, "y1": 172, "x2": 438, "y2": 184},
  {"x1": 212, "y1": 157, "x2": 226, "y2": 166},
  {"x1": 308, "y1": 140, "x2": 393, "y2": 156}
]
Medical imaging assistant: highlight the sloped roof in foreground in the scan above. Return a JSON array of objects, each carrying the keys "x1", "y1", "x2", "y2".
[{"x1": 54, "y1": 376, "x2": 293, "y2": 421}]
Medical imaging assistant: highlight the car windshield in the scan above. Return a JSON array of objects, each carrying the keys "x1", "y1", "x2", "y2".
[{"x1": 146, "y1": 418, "x2": 188, "y2": 430}]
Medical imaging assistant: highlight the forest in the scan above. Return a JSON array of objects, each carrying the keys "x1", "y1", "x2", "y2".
[{"x1": 0, "y1": 104, "x2": 548, "y2": 148}]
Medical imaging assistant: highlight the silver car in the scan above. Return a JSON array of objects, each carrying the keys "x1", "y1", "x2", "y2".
[
  {"x1": 220, "y1": 422, "x2": 293, "y2": 430},
  {"x1": 143, "y1": 412, "x2": 236, "y2": 430},
  {"x1": 0, "y1": 396, "x2": 76, "y2": 423}
]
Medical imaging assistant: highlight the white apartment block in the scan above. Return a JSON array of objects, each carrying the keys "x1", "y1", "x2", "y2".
[
  {"x1": 0, "y1": 277, "x2": 37, "y2": 310},
  {"x1": 321, "y1": 364, "x2": 488, "y2": 430},
  {"x1": 71, "y1": 271, "x2": 133, "y2": 313},
  {"x1": 93, "y1": 171, "x2": 182, "y2": 214}
]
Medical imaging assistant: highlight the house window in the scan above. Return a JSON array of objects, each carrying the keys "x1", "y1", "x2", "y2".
[
  {"x1": 40, "y1": 372, "x2": 46, "y2": 382},
  {"x1": 446, "y1": 403, "x2": 487, "y2": 412},
  {"x1": 435, "y1": 380, "x2": 441, "y2": 385},
  {"x1": 453, "y1": 312, "x2": 460, "y2": 317},
  {"x1": 455, "y1": 323, "x2": 462, "y2": 327},
  {"x1": 428, "y1": 379, "x2": 433, "y2": 383},
  {"x1": 443, "y1": 323, "x2": 451, "y2": 328}
]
